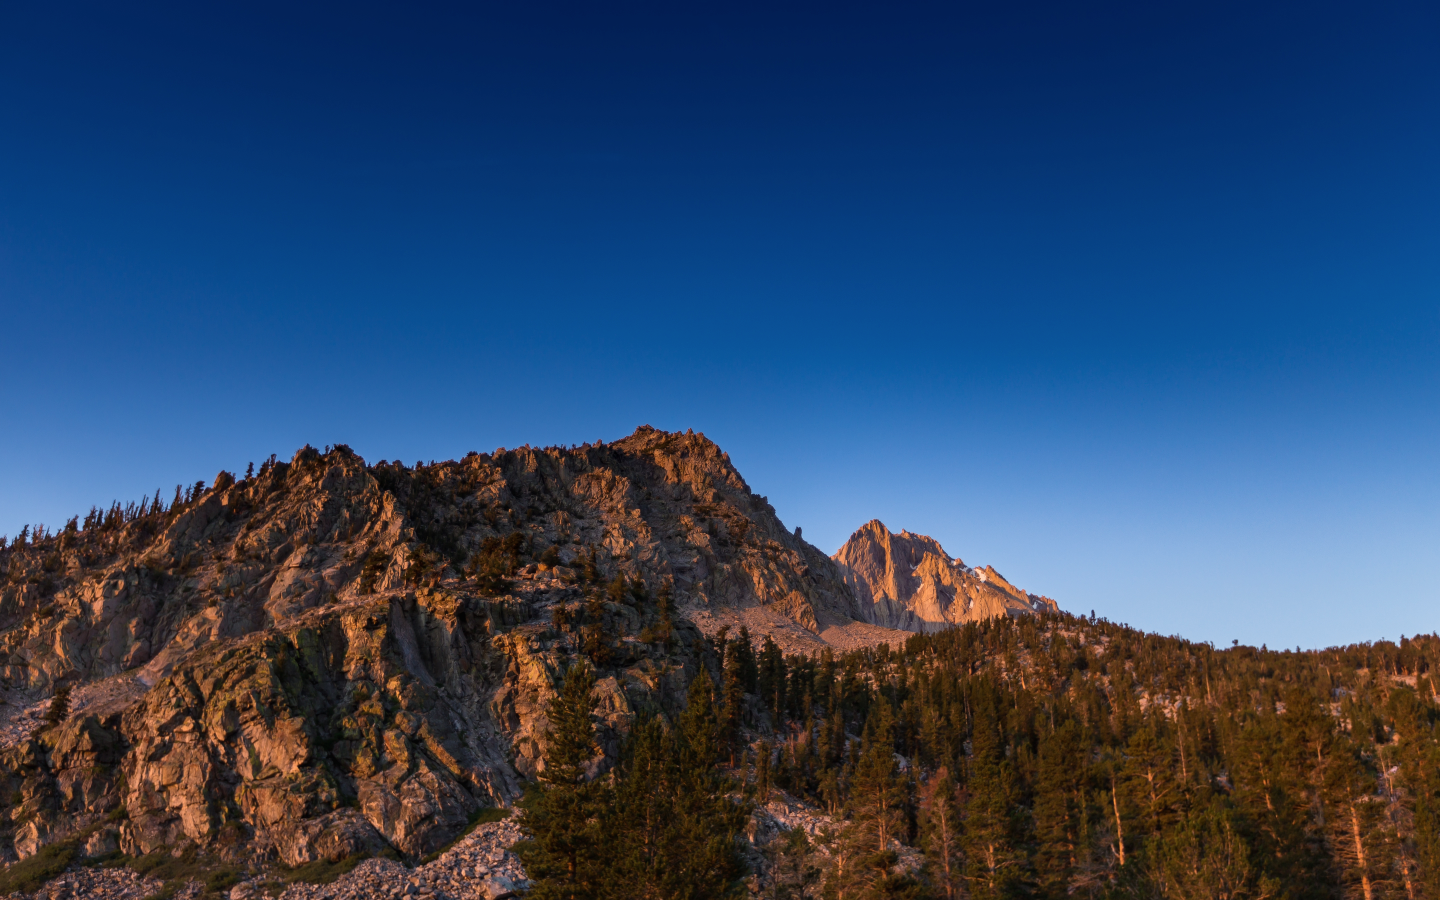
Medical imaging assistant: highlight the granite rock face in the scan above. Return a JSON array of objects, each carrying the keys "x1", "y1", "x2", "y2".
[{"x1": 832, "y1": 520, "x2": 1059, "y2": 632}]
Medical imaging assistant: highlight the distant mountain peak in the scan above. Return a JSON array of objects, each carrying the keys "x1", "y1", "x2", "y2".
[{"x1": 832, "y1": 519, "x2": 1058, "y2": 632}]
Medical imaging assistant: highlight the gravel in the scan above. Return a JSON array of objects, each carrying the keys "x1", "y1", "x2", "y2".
[
  {"x1": 266, "y1": 816, "x2": 530, "y2": 900},
  {"x1": 3, "y1": 865, "x2": 167, "y2": 900},
  {"x1": 3, "y1": 816, "x2": 530, "y2": 900}
]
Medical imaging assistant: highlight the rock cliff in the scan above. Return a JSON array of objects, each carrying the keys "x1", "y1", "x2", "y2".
[
  {"x1": 832, "y1": 519, "x2": 1059, "y2": 632},
  {"x1": 0, "y1": 427, "x2": 873, "y2": 871}
]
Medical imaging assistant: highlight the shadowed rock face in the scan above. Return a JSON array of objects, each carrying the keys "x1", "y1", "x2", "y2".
[
  {"x1": 832, "y1": 520, "x2": 1059, "y2": 632},
  {"x1": 0, "y1": 427, "x2": 874, "y2": 867}
]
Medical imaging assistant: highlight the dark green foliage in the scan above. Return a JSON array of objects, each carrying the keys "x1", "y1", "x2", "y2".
[
  {"x1": 960, "y1": 679, "x2": 1023, "y2": 900},
  {"x1": 606, "y1": 575, "x2": 628, "y2": 605},
  {"x1": 658, "y1": 614, "x2": 1440, "y2": 899},
  {"x1": 581, "y1": 619, "x2": 614, "y2": 668},
  {"x1": 920, "y1": 770, "x2": 962, "y2": 900},
  {"x1": 469, "y1": 532, "x2": 525, "y2": 594},
  {"x1": 602, "y1": 717, "x2": 751, "y2": 899},
  {"x1": 736, "y1": 626, "x2": 759, "y2": 693},
  {"x1": 119, "y1": 846, "x2": 244, "y2": 897},
  {"x1": 404, "y1": 544, "x2": 442, "y2": 585},
  {"x1": 0, "y1": 837, "x2": 76, "y2": 894},
  {"x1": 1141, "y1": 799, "x2": 1279, "y2": 899},
  {"x1": 833, "y1": 701, "x2": 919, "y2": 899},
  {"x1": 578, "y1": 546, "x2": 599, "y2": 584},
  {"x1": 680, "y1": 668, "x2": 721, "y2": 768},
  {"x1": 280, "y1": 853, "x2": 377, "y2": 885},
  {"x1": 755, "y1": 740, "x2": 773, "y2": 803},
  {"x1": 44, "y1": 685, "x2": 71, "y2": 725},
  {"x1": 640, "y1": 578, "x2": 677, "y2": 649},
  {"x1": 203, "y1": 868, "x2": 242, "y2": 894},
  {"x1": 553, "y1": 603, "x2": 573, "y2": 629},
  {"x1": 516, "y1": 662, "x2": 604, "y2": 899},
  {"x1": 519, "y1": 664, "x2": 751, "y2": 900},
  {"x1": 758, "y1": 635, "x2": 787, "y2": 720},
  {"x1": 721, "y1": 639, "x2": 747, "y2": 764},
  {"x1": 543, "y1": 663, "x2": 600, "y2": 789},
  {"x1": 358, "y1": 550, "x2": 388, "y2": 594},
  {"x1": 1032, "y1": 721, "x2": 1083, "y2": 897},
  {"x1": 763, "y1": 827, "x2": 821, "y2": 899},
  {"x1": 848, "y1": 701, "x2": 907, "y2": 859}
]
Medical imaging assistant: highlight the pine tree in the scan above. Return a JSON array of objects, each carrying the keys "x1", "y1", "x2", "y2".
[
  {"x1": 763, "y1": 827, "x2": 821, "y2": 900},
  {"x1": 849, "y1": 702, "x2": 906, "y2": 856},
  {"x1": 758, "y1": 635, "x2": 787, "y2": 720},
  {"x1": 681, "y1": 668, "x2": 721, "y2": 769},
  {"x1": 1032, "y1": 720, "x2": 1082, "y2": 898},
  {"x1": 921, "y1": 768, "x2": 964, "y2": 900},
  {"x1": 44, "y1": 685, "x2": 71, "y2": 726},
  {"x1": 600, "y1": 690, "x2": 750, "y2": 899},
  {"x1": 832, "y1": 700, "x2": 921, "y2": 899},
  {"x1": 518, "y1": 662, "x2": 604, "y2": 900},
  {"x1": 1230, "y1": 709, "x2": 1325, "y2": 895},
  {"x1": 1323, "y1": 737, "x2": 1387, "y2": 900},
  {"x1": 1144, "y1": 798, "x2": 1279, "y2": 899},
  {"x1": 722, "y1": 640, "x2": 746, "y2": 765},
  {"x1": 962, "y1": 681, "x2": 1025, "y2": 899},
  {"x1": 756, "y1": 740, "x2": 773, "y2": 804},
  {"x1": 738, "y1": 626, "x2": 759, "y2": 693},
  {"x1": 654, "y1": 716, "x2": 751, "y2": 899},
  {"x1": 606, "y1": 574, "x2": 628, "y2": 604},
  {"x1": 580, "y1": 546, "x2": 599, "y2": 584},
  {"x1": 1385, "y1": 686, "x2": 1440, "y2": 900},
  {"x1": 1119, "y1": 715, "x2": 1183, "y2": 839},
  {"x1": 602, "y1": 717, "x2": 678, "y2": 898}
]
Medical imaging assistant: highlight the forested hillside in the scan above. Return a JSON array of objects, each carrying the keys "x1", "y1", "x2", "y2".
[{"x1": 524, "y1": 612, "x2": 1440, "y2": 899}]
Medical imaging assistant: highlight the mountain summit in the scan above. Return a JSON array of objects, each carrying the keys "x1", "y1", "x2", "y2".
[{"x1": 832, "y1": 519, "x2": 1059, "y2": 632}]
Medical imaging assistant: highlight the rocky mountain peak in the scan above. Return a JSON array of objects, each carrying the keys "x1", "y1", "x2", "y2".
[
  {"x1": 832, "y1": 519, "x2": 1059, "y2": 632},
  {"x1": 0, "y1": 427, "x2": 890, "y2": 868}
]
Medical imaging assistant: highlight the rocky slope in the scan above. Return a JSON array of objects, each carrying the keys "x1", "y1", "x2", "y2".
[
  {"x1": 0, "y1": 428, "x2": 1066, "y2": 891},
  {"x1": 0, "y1": 427, "x2": 883, "y2": 877},
  {"x1": 832, "y1": 520, "x2": 1059, "y2": 632}
]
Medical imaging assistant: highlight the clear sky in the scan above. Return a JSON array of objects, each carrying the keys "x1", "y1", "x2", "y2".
[{"x1": 2, "y1": 1, "x2": 1436, "y2": 650}]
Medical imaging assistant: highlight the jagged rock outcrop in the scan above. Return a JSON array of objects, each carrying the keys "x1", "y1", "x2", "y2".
[
  {"x1": 0, "y1": 427, "x2": 878, "y2": 872},
  {"x1": 832, "y1": 520, "x2": 1059, "y2": 632}
]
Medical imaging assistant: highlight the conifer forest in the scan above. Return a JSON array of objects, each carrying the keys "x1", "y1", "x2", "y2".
[{"x1": 522, "y1": 611, "x2": 1440, "y2": 900}]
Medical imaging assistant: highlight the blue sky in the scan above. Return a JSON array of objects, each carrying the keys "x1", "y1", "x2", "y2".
[{"x1": 2, "y1": 1, "x2": 1436, "y2": 649}]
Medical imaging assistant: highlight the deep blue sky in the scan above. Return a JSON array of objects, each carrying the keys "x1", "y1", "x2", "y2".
[{"x1": 2, "y1": 1, "x2": 1436, "y2": 650}]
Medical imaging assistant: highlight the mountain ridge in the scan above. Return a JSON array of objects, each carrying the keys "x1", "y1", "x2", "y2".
[
  {"x1": 0, "y1": 426, "x2": 1059, "y2": 883},
  {"x1": 1, "y1": 427, "x2": 1437, "y2": 900},
  {"x1": 832, "y1": 519, "x2": 1059, "y2": 633}
]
